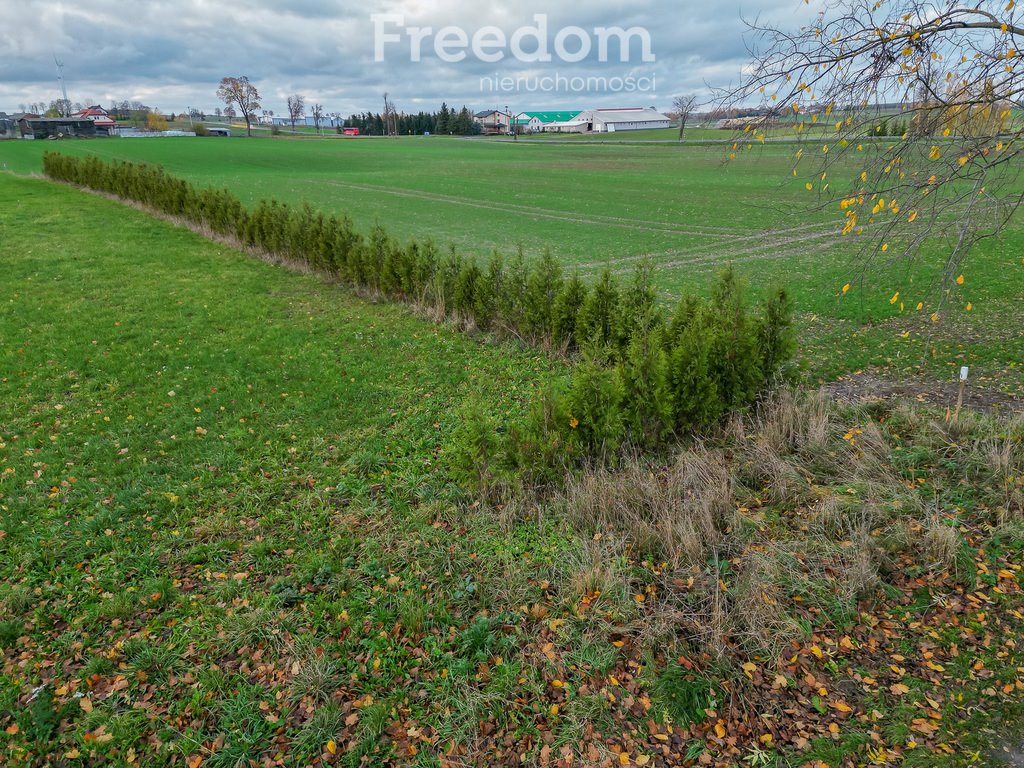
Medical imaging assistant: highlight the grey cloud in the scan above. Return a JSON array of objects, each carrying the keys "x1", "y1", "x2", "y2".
[{"x1": 0, "y1": 0, "x2": 814, "y2": 114}]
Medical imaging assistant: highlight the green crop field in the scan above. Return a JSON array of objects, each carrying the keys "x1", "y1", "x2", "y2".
[{"x1": 3, "y1": 136, "x2": 1021, "y2": 397}]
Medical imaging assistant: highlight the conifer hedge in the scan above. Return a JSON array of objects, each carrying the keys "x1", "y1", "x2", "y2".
[{"x1": 43, "y1": 152, "x2": 796, "y2": 475}]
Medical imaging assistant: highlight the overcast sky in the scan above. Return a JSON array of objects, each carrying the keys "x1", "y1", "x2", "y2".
[{"x1": 0, "y1": 0, "x2": 815, "y2": 116}]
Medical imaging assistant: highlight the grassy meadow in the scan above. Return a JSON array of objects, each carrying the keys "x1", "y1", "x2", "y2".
[
  {"x1": 0, "y1": 172, "x2": 574, "y2": 766},
  {"x1": 2, "y1": 135, "x2": 1021, "y2": 397},
  {"x1": 1, "y1": 134, "x2": 1023, "y2": 767}
]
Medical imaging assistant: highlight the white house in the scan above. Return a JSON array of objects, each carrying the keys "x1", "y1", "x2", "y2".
[{"x1": 71, "y1": 105, "x2": 119, "y2": 133}]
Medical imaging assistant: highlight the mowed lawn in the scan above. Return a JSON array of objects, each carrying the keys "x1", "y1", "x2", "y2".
[{"x1": 3, "y1": 137, "x2": 1022, "y2": 395}]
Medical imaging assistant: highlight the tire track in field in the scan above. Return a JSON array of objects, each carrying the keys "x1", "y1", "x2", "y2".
[
  {"x1": 602, "y1": 214, "x2": 921, "y2": 274},
  {"x1": 320, "y1": 178, "x2": 748, "y2": 237},
  {"x1": 655, "y1": 225, "x2": 845, "y2": 269},
  {"x1": 637, "y1": 199, "x2": 1000, "y2": 272},
  {"x1": 604, "y1": 236, "x2": 834, "y2": 275},
  {"x1": 574, "y1": 219, "x2": 836, "y2": 270},
  {"x1": 319, "y1": 178, "x2": 861, "y2": 272}
]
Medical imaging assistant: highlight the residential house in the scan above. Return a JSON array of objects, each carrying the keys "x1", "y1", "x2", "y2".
[
  {"x1": 473, "y1": 110, "x2": 511, "y2": 135},
  {"x1": 72, "y1": 105, "x2": 119, "y2": 134}
]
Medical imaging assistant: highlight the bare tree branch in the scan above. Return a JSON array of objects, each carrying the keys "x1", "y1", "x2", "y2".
[
  {"x1": 287, "y1": 94, "x2": 305, "y2": 132},
  {"x1": 717, "y1": 0, "x2": 1024, "y2": 307},
  {"x1": 672, "y1": 94, "x2": 698, "y2": 141}
]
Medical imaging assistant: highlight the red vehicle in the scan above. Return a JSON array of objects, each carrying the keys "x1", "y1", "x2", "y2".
[{"x1": 342, "y1": 127, "x2": 359, "y2": 136}]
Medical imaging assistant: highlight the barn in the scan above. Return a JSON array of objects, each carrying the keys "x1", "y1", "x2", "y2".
[
  {"x1": 0, "y1": 113, "x2": 17, "y2": 139},
  {"x1": 19, "y1": 117, "x2": 97, "y2": 139},
  {"x1": 516, "y1": 111, "x2": 581, "y2": 132},
  {"x1": 574, "y1": 107, "x2": 671, "y2": 133}
]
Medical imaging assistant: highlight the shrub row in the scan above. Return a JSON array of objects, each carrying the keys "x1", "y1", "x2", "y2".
[
  {"x1": 43, "y1": 152, "x2": 794, "y2": 480},
  {"x1": 451, "y1": 266, "x2": 796, "y2": 490},
  {"x1": 45, "y1": 153, "x2": 627, "y2": 351}
]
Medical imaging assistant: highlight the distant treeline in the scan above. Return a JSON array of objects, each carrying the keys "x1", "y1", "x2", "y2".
[
  {"x1": 342, "y1": 103, "x2": 478, "y2": 136},
  {"x1": 42, "y1": 152, "x2": 794, "y2": 477}
]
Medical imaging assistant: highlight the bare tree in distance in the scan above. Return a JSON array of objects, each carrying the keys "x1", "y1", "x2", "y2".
[
  {"x1": 216, "y1": 76, "x2": 261, "y2": 136},
  {"x1": 672, "y1": 94, "x2": 698, "y2": 141},
  {"x1": 287, "y1": 94, "x2": 305, "y2": 132},
  {"x1": 311, "y1": 103, "x2": 325, "y2": 134},
  {"x1": 383, "y1": 93, "x2": 398, "y2": 137},
  {"x1": 722, "y1": 0, "x2": 1024, "y2": 312}
]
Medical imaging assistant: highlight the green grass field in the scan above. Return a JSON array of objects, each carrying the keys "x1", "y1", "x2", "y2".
[
  {"x1": 3, "y1": 136, "x2": 1021, "y2": 397},
  {"x1": 0, "y1": 172, "x2": 572, "y2": 766},
  {"x1": 2, "y1": 171, "x2": 1023, "y2": 767}
]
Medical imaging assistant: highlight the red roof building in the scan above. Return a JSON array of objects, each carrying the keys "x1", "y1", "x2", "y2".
[{"x1": 72, "y1": 106, "x2": 118, "y2": 129}]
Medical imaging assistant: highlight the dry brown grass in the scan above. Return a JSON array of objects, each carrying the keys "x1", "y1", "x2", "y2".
[
  {"x1": 564, "y1": 444, "x2": 733, "y2": 568},
  {"x1": 728, "y1": 550, "x2": 805, "y2": 660},
  {"x1": 918, "y1": 514, "x2": 962, "y2": 572},
  {"x1": 558, "y1": 387, "x2": 1020, "y2": 666},
  {"x1": 560, "y1": 535, "x2": 632, "y2": 615},
  {"x1": 983, "y1": 431, "x2": 1023, "y2": 522},
  {"x1": 740, "y1": 436, "x2": 808, "y2": 504},
  {"x1": 756, "y1": 388, "x2": 833, "y2": 457},
  {"x1": 849, "y1": 419, "x2": 894, "y2": 481}
]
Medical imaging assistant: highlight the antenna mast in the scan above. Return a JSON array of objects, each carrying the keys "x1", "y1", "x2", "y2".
[{"x1": 54, "y1": 55, "x2": 69, "y2": 114}]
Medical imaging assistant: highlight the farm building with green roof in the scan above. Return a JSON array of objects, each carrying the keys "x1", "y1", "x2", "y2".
[{"x1": 516, "y1": 111, "x2": 581, "y2": 132}]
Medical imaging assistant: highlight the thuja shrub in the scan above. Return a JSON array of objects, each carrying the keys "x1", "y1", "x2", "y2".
[
  {"x1": 551, "y1": 271, "x2": 588, "y2": 351},
  {"x1": 522, "y1": 249, "x2": 564, "y2": 342},
  {"x1": 462, "y1": 268, "x2": 796, "y2": 485},
  {"x1": 576, "y1": 269, "x2": 620, "y2": 354}
]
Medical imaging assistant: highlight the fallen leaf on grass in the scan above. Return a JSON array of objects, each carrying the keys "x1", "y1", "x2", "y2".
[{"x1": 911, "y1": 718, "x2": 939, "y2": 735}]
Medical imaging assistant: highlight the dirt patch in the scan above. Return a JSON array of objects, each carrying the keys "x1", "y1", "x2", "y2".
[
  {"x1": 824, "y1": 371, "x2": 1023, "y2": 414},
  {"x1": 991, "y1": 742, "x2": 1024, "y2": 767}
]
